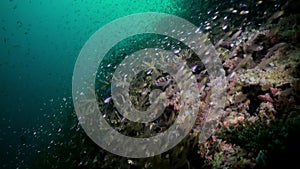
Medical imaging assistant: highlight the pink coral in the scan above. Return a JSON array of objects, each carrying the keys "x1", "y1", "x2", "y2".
[{"x1": 257, "y1": 93, "x2": 274, "y2": 103}]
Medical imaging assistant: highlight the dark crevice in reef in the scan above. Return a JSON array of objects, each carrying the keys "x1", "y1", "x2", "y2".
[{"x1": 242, "y1": 85, "x2": 264, "y2": 115}]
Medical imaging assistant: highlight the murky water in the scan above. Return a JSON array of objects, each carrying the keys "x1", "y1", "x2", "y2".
[{"x1": 1, "y1": 0, "x2": 298, "y2": 168}]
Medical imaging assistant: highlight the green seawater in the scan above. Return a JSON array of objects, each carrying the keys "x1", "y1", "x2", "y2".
[{"x1": 0, "y1": 0, "x2": 290, "y2": 168}]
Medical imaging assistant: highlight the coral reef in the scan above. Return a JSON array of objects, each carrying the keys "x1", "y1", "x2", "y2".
[
  {"x1": 197, "y1": 7, "x2": 300, "y2": 168},
  {"x1": 27, "y1": 1, "x2": 300, "y2": 168}
]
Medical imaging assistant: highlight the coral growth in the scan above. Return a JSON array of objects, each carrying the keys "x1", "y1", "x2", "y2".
[
  {"x1": 197, "y1": 9, "x2": 300, "y2": 168},
  {"x1": 30, "y1": 1, "x2": 300, "y2": 169}
]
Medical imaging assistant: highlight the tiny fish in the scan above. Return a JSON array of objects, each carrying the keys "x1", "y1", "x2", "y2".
[
  {"x1": 191, "y1": 65, "x2": 198, "y2": 72},
  {"x1": 230, "y1": 29, "x2": 242, "y2": 41},
  {"x1": 104, "y1": 96, "x2": 112, "y2": 103},
  {"x1": 267, "y1": 10, "x2": 284, "y2": 23},
  {"x1": 249, "y1": 44, "x2": 264, "y2": 52}
]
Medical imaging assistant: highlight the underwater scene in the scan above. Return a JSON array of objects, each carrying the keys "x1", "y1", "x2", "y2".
[{"x1": 1, "y1": 0, "x2": 300, "y2": 168}]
